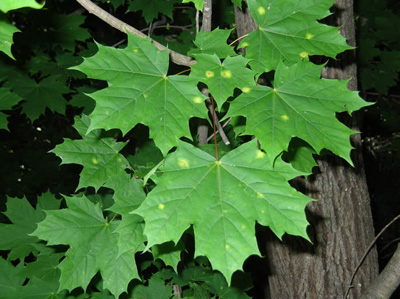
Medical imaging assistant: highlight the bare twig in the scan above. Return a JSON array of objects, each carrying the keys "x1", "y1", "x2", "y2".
[
  {"x1": 205, "y1": 99, "x2": 230, "y2": 145},
  {"x1": 196, "y1": 0, "x2": 212, "y2": 145},
  {"x1": 75, "y1": 0, "x2": 195, "y2": 66},
  {"x1": 141, "y1": 24, "x2": 192, "y2": 33},
  {"x1": 345, "y1": 214, "x2": 400, "y2": 298},
  {"x1": 207, "y1": 117, "x2": 232, "y2": 143}
]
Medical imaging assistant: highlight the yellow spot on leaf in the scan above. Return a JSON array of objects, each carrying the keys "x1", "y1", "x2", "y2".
[
  {"x1": 241, "y1": 224, "x2": 246, "y2": 229},
  {"x1": 281, "y1": 114, "x2": 289, "y2": 121},
  {"x1": 257, "y1": 192, "x2": 264, "y2": 199},
  {"x1": 133, "y1": 49, "x2": 139, "y2": 53},
  {"x1": 241, "y1": 42, "x2": 249, "y2": 47},
  {"x1": 258, "y1": 6, "x2": 266, "y2": 15},
  {"x1": 193, "y1": 96, "x2": 203, "y2": 104},
  {"x1": 242, "y1": 87, "x2": 251, "y2": 93},
  {"x1": 306, "y1": 33, "x2": 314, "y2": 39},
  {"x1": 256, "y1": 150, "x2": 265, "y2": 158},
  {"x1": 223, "y1": 209, "x2": 228, "y2": 214},
  {"x1": 225, "y1": 244, "x2": 230, "y2": 250},
  {"x1": 261, "y1": 210, "x2": 265, "y2": 214},
  {"x1": 143, "y1": 93, "x2": 148, "y2": 98},
  {"x1": 205, "y1": 70, "x2": 214, "y2": 78},
  {"x1": 178, "y1": 158, "x2": 189, "y2": 168},
  {"x1": 299, "y1": 52, "x2": 308, "y2": 58},
  {"x1": 92, "y1": 157, "x2": 99, "y2": 165},
  {"x1": 221, "y1": 70, "x2": 232, "y2": 78},
  {"x1": 158, "y1": 203, "x2": 165, "y2": 210},
  {"x1": 105, "y1": 110, "x2": 110, "y2": 115}
]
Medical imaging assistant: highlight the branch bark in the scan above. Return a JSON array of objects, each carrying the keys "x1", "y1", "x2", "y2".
[
  {"x1": 360, "y1": 244, "x2": 400, "y2": 299},
  {"x1": 75, "y1": 0, "x2": 194, "y2": 66},
  {"x1": 196, "y1": 0, "x2": 212, "y2": 145}
]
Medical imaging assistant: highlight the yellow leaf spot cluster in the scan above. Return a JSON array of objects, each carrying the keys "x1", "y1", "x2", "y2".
[
  {"x1": 280, "y1": 114, "x2": 289, "y2": 121},
  {"x1": 193, "y1": 96, "x2": 203, "y2": 104},
  {"x1": 305, "y1": 33, "x2": 314, "y2": 40},
  {"x1": 221, "y1": 69, "x2": 232, "y2": 78},
  {"x1": 299, "y1": 52, "x2": 308, "y2": 58},
  {"x1": 205, "y1": 70, "x2": 214, "y2": 78},
  {"x1": 256, "y1": 150, "x2": 265, "y2": 158},
  {"x1": 258, "y1": 6, "x2": 266, "y2": 15},
  {"x1": 178, "y1": 158, "x2": 189, "y2": 168}
]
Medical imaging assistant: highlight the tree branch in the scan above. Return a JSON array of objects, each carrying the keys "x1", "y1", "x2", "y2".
[
  {"x1": 360, "y1": 244, "x2": 400, "y2": 299},
  {"x1": 196, "y1": 0, "x2": 213, "y2": 145},
  {"x1": 75, "y1": 0, "x2": 195, "y2": 66},
  {"x1": 346, "y1": 214, "x2": 400, "y2": 298}
]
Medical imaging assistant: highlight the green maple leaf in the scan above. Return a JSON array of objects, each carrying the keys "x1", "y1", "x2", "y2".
[
  {"x1": 241, "y1": 0, "x2": 352, "y2": 73},
  {"x1": 128, "y1": 0, "x2": 179, "y2": 23},
  {"x1": 0, "y1": 87, "x2": 21, "y2": 130},
  {"x1": 52, "y1": 115, "x2": 131, "y2": 190},
  {"x1": 182, "y1": 0, "x2": 203, "y2": 11},
  {"x1": 0, "y1": 195, "x2": 60, "y2": 260},
  {"x1": 0, "y1": 0, "x2": 44, "y2": 12},
  {"x1": 227, "y1": 61, "x2": 371, "y2": 163},
  {"x1": 5, "y1": 75, "x2": 69, "y2": 120},
  {"x1": 32, "y1": 195, "x2": 144, "y2": 297},
  {"x1": 190, "y1": 54, "x2": 255, "y2": 107},
  {"x1": 131, "y1": 277, "x2": 172, "y2": 299},
  {"x1": 73, "y1": 33, "x2": 207, "y2": 155},
  {"x1": 135, "y1": 140, "x2": 312, "y2": 281},
  {"x1": 0, "y1": 17, "x2": 20, "y2": 60},
  {"x1": 105, "y1": 174, "x2": 146, "y2": 214},
  {"x1": 0, "y1": 258, "x2": 25, "y2": 298},
  {"x1": 188, "y1": 28, "x2": 236, "y2": 59}
]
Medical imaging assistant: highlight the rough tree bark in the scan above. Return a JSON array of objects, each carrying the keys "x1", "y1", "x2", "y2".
[{"x1": 234, "y1": 1, "x2": 379, "y2": 298}]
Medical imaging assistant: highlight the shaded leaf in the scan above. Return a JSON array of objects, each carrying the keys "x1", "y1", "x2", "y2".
[
  {"x1": 0, "y1": 195, "x2": 60, "y2": 260},
  {"x1": 128, "y1": 0, "x2": 180, "y2": 23}
]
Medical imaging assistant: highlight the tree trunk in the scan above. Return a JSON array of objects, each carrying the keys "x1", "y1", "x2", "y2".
[{"x1": 234, "y1": 1, "x2": 379, "y2": 298}]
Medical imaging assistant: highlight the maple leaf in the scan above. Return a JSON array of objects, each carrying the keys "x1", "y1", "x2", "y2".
[
  {"x1": 0, "y1": 87, "x2": 21, "y2": 130},
  {"x1": 0, "y1": 194, "x2": 60, "y2": 260},
  {"x1": 188, "y1": 28, "x2": 236, "y2": 59},
  {"x1": 5, "y1": 74, "x2": 69, "y2": 121},
  {"x1": 0, "y1": 18, "x2": 20, "y2": 60},
  {"x1": 52, "y1": 115, "x2": 131, "y2": 190},
  {"x1": 73, "y1": 33, "x2": 208, "y2": 156},
  {"x1": 182, "y1": 0, "x2": 204, "y2": 11},
  {"x1": 0, "y1": 0, "x2": 44, "y2": 12},
  {"x1": 32, "y1": 195, "x2": 144, "y2": 297},
  {"x1": 241, "y1": 0, "x2": 352, "y2": 73},
  {"x1": 227, "y1": 61, "x2": 371, "y2": 163},
  {"x1": 135, "y1": 140, "x2": 312, "y2": 281},
  {"x1": 190, "y1": 54, "x2": 255, "y2": 107},
  {"x1": 128, "y1": 0, "x2": 179, "y2": 23}
]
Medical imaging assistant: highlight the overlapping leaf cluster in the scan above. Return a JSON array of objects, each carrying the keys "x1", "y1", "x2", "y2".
[{"x1": 0, "y1": 0, "x2": 371, "y2": 298}]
